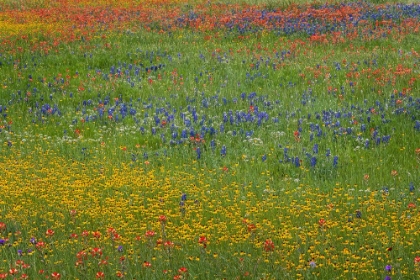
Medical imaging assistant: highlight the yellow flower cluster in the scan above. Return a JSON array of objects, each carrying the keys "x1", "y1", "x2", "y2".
[{"x1": 1, "y1": 150, "x2": 419, "y2": 278}]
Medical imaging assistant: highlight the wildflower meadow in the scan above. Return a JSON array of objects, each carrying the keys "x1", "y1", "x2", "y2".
[{"x1": 0, "y1": 0, "x2": 419, "y2": 279}]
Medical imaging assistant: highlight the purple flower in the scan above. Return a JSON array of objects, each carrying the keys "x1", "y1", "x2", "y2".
[
  {"x1": 210, "y1": 140, "x2": 216, "y2": 150},
  {"x1": 384, "y1": 276, "x2": 391, "y2": 280},
  {"x1": 181, "y1": 193, "x2": 187, "y2": 201},
  {"x1": 385, "y1": 265, "x2": 392, "y2": 272},
  {"x1": 0, "y1": 239, "x2": 5, "y2": 246},
  {"x1": 17, "y1": 249, "x2": 23, "y2": 256},
  {"x1": 117, "y1": 245, "x2": 123, "y2": 252},
  {"x1": 221, "y1": 145, "x2": 227, "y2": 156},
  {"x1": 409, "y1": 182, "x2": 415, "y2": 192},
  {"x1": 310, "y1": 156, "x2": 317, "y2": 167},
  {"x1": 309, "y1": 261, "x2": 316, "y2": 268},
  {"x1": 365, "y1": 139, "x2": 369, "y2": 149},
  {"x1": 333, "y1": 156, "x2": 338, "y2": 167},
  {"x1": 30, "y1": 237, "x2": 37, "y2": 244},
  {"x1": 294, "y1": 157, "x2": 300, "y2": 167}
]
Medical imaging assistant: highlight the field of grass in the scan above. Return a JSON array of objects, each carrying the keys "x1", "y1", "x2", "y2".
[{"x1": 0, "y1": 0, "x2": 419, "y2": 279}]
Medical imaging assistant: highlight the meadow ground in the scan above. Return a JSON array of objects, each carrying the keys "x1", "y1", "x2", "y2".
[{"x1": 0, "y1": 0, "x2": 420, "y2": 279}]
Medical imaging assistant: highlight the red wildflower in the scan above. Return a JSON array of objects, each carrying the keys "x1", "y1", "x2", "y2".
[
  {"x1": 264, "y1": 239, "x2": 275, "y2": 252},
  {"x1": 51, "y1": 272, "x2": 61, "y2": 279},
  {"x1": 112, "y1": 233, "x2": 121, "y2": 240},
  {"x1": 91, "y1": 247, "x2": 103, "y2": 257},
  {"x1": 99, "y1": 259, "x2": 108, "y2": 266},
  {"x1": 164, "y1": 240, "x2": 174, "y2": 248},
  {"x1": 143, "y1": 261, "x2": 152, "y2": 268},
  {"x1": 158, "y1": 215, "x2": 167, "y2": 224},
  {"x1": 247, "y1": 223, "x2": 256, "y2": 233},
  {"x1": 319, "y1": 219, "x2": 326, "y2": 227},
  {"x1": 0, "y1": 222, "x2": 6, "y2": 232},
  {"x1": 46, "y1": 229, "x2": 54, "y2": 237},
  {"x1": 178, "y1": 267, "x2": 188, "y2": 274},
  {"x1": 21, "y1": 263, "x2": 30, "y2": 269},
  {"x1": 35, "y1": 241, "x2": 45, "y2": 250},
  {"x1": 145, "y1": 230, "x2": 156, "y2": 238},
  {"x1": 415, "y1": 256, "x2": 420, "y2": 264},
  {"x1": 107, "y1": 227, "x2": 117, "y2": 235},
  {"x1": 96, "y1": 272, "x2": 105, "y2": 278},
  {"x1": 293, "y1": 130, "x2": 300, "y2": 142},
  {"x1": 198, "y1": 236, "x2": 207, "y2": 248},
  {"x1": 76, "y1": 250, "x2": 87, "y2": 260}
]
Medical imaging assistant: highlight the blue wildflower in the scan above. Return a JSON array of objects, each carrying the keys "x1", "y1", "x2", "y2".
[
  {"x1": 210, "y1": 140, "x2": 216, "y2": 151},
  {"x1": 409, "y1": 182, "x2": 415, "y2": 192},
  {"x1": 333, "y1": 156, "x2": 338, "y2": 167},
  {"x1": 365, "y1": 140, "x2": 369, "y2": 149},
  {"x1": 181, "y1": 193, "x2": 187, "y2": 201},
  {"x1": 310, "y1": 157, "x2": 317, "y2": 167},
  {"x1": 196, "y1": 147, "x2": 201, "y2": 159},
  {"x1": 294, "y1": 157, "x2": 300, "y2": 167},
  {"x1": 313, "y1": 144, "x2": 318, "y2": 154},
  {"x1": 221, "y1": 145, "x2": 226, "y2": 156}
]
